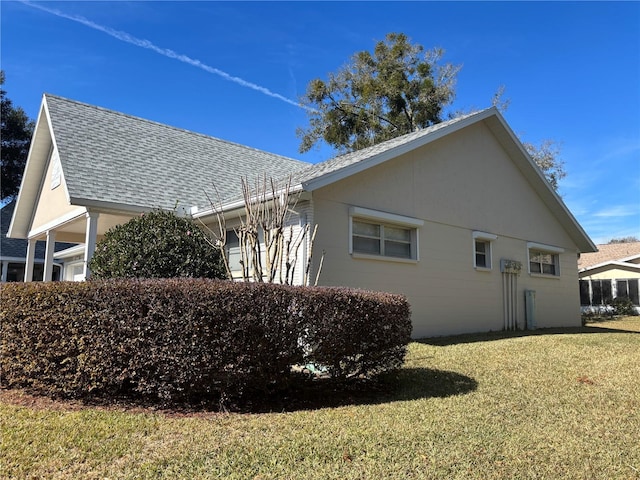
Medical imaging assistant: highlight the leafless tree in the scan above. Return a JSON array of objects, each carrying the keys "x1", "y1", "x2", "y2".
[{"x1": 203, "y1": 175, "x2": 323, "y2": 285}]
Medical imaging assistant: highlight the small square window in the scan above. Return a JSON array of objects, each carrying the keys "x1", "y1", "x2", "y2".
[
  {"x1": 475, "y1": 240, "x2": 489, "y2": 268},
  {"x1": 472, "y1": 231, "x2": 496, "y2": 270}
]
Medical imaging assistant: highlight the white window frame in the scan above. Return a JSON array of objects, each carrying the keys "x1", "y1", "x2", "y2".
[
  {"x1": 473, "y1": 231, "x2": 497, "y2": 271},
  {"x1": 225, "y1": 229, "x2": 244, "y2": 278},
  {"x1": 527, "y1": 242, "x2": 564, "y2": 277},
  {"x1": 349, "y1": 206, "x2": 423, "y2": 263}
]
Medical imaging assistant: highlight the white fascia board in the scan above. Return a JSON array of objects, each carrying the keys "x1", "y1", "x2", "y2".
[
  {"x1": 53, "y1": 244, "x2": 86, "y2": 260},
  {"x1": 619, "y1": 253, "x2": 640, "y2": 264},
  {"x1": 302, "y1": 109, "x2": 498, "y2": 192},
  {"x1": 67, "y1": 197, "x2": 153, "y2": 215},
  {"x1": 9, "y1": 96, "x2": 78, "y2": 239},
  {"x1": 579, "y1": 260, "x2": 640, "y2": 274},
  {"x1": 27, "y1": 207, "x2": 88, "y2": 240},
  {"x1": 349, "y1": 206, "x2": 424, "y2": 227},
  {"x1": 7, "y1": 98, "x2": 53, "y2": 239},
  {"x1": 193, "y1": 184, "x2": 306, "y2": 221},
  {"x1": 193, "y1": 197, "x2": 246, "y2": 220}
]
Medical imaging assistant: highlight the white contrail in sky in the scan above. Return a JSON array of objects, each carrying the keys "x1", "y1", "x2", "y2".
[{"x1": 21, "y1": 1, "x2": 311, "y2": 111}]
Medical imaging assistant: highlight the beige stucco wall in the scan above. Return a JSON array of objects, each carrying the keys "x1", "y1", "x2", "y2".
[
  {"x1": 31, "y1": 148, "x2": 82, "y2": 234},
  {"x1": 311, "y1": 121, "x2": 583, "y2": 338}
]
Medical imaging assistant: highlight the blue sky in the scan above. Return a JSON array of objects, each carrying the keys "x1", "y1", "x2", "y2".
[{"x1": 2, "y1": 1, "x2": 639, "y2": 244}]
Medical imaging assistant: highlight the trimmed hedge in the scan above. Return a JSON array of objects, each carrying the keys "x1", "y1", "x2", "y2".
[{"x1": 0, "y1": 280, "x2": 411, "y2": 406}]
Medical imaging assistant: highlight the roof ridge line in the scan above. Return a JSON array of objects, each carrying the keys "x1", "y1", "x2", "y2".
[{"x1": 43, "y1": 93, "x2": 308, "y2": 164}]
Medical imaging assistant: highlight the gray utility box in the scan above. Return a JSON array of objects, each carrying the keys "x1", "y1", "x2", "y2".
[{"x1": 525, "y1": 290, "x2": 536, "y2": 330}]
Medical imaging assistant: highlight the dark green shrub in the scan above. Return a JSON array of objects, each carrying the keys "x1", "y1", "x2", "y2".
[
  {"x1": 611, "y1": 296, "x2": 637, "y2": 316},
  {"x1": 0, "y1": 280, "x2": 411, "y2": 408},
  {"x1": 292, "y1": 287, "x2": 412, "y2": 379},
  {"x1": 89, "y1": 210, "x2": 224, "y2": 279}
]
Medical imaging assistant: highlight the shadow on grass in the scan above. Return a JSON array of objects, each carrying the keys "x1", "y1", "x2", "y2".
[
  {"x1": 0, "y1": 367, "x2": 478, "y2": 416},
  {"x1": 417, "y1": 325, "x2": 639, "y2": 347},
  {"x1": 249, "y1": 367, "x2": 478, "y2": 413}
]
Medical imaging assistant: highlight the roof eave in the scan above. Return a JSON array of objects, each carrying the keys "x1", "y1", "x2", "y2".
[
  {"x1": 67, "y1": 197, "x2": 156, "y2": 216},
  {"x1": 579, "y1": 260, "x2": 640, "y2": 274},
  {"x1": 193, "y1": 183, "x2": 307, "y2": 221},
  {"x1": 619, "y1": 252, "x2": 640, "y2": 263},
  {"x1": 53, "y1": 244, "x2": 86, "y2": 260}
]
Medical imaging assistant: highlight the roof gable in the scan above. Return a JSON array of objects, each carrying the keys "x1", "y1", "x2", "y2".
[
  {"x1": 288, "y1": 107, "x2": 596, "y2": 253},
  {"x1": 10, "y1": 94, "x2": 310, "y2": 238},
  {"x1": 44, "y1": 95, "x2": 310, "y2": 211},
  {"x1": 291, "y1": 110, "x2": 488, "y2": 190}
]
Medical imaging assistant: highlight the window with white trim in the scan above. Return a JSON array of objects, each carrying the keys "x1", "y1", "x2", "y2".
[
  {"x1": 527, "y1": 242, "x2": 563, "y2": 276},
  {"x1": 349, "y1": 207, "x2": 423, "y2": 262},
  {"x1": 225, "y1": 230, "x2": 244, "y2": 276},
  {"x1": 473, "y1": 231, "x2": 497, "y2": 270}
]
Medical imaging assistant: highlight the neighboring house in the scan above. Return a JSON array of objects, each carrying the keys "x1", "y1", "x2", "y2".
[
  {"x1": 8, "y1": 94, "x2": 596, "y2": 337},
  {"x1": 578, "y1": 242, "x2": 640, "y2": 312},
  {"x1": 1, "y1": 200, "x2": 75, "y2": 282}
]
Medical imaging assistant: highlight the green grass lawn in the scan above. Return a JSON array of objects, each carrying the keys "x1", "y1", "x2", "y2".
[{"x1": 2, "y1": 317, "x2": 639, "y2": 479}]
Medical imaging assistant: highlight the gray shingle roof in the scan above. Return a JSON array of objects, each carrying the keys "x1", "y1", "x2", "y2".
[{"x1": 46, "y1": 94, "x2": 311, "y2": 211}]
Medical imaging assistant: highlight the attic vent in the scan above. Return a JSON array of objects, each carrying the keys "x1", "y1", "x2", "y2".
[{"x1": 51, "y1": 150, "x2": 61, "y2": 190}]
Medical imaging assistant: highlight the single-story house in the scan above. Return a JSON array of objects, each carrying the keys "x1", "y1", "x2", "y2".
[
  {"x1": 1, "y1": 200, "x2": 75, "y2": 282},
  {"x1": 578, "y1": 242, "x2": 640, "y2": 312},
  {"x1": 8, "y1": 94, "x2": 597, "y2": 337}
]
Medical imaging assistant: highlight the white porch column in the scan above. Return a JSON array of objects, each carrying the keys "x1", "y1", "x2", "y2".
[
  {"x1": 24, "y1": 238, "x2": 37, "y2": 282},
  {"x1": 43, "y1": 230, "x2": 57, "y2": 282},
  {"x1": 1, "y1": 261, "x2": 8, "y2": 282},
  {"x1": 83, "y1": 211, "x2": 100, "y2": 280}
]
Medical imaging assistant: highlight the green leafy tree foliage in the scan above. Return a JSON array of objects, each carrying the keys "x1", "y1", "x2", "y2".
[
  {"x1": 89, "y1": 210, "x2": 225, "y2": 279},
  {"x1": 299, "y1": 36, "x2": 566, "y2": 192},
  {"x1": 522, "y1": 139, "x2": 566, "y2": 192},
  {"x1": 297, "y1": 33, "x2": 460, "y2": 154},
  {"x1": 1, "y1": 71, "x2": 35, "y2": 200}
]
